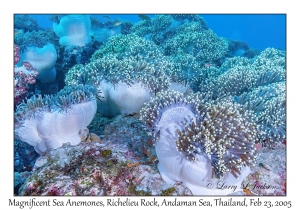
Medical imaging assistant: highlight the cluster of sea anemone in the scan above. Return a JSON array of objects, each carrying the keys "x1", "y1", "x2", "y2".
[
  {"x1": 199, "y1": 48, "x2": 286, "y2": 144},
  {"x1": 65, "y1": 34, "x2": 173, "y2": 117}
]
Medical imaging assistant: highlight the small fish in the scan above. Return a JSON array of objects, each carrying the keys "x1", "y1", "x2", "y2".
[
  {"x1": 103, "y1": 15, "x2": 111, "y2": 20},
  {"x1": 14, "y1": 29, "x2": 24, "y2": 36},
  {"x1": 138, "y1": 14, "x2": 151, "y2": 21},
  {"x1": 114, "y1": 21, "x2": 122, "y2": 26}
]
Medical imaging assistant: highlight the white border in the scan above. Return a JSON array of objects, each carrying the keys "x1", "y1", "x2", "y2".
[{"x1": 1, "y1": 0, "x2": 299, "y2": 209}]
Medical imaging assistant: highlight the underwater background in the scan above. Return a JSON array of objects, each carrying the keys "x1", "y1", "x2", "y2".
[{"x1": 13, "y1": 14, "x2": 286, "y2": 196}]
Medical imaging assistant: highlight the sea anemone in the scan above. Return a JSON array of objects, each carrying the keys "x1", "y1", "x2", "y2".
[
  {"x1": 163, "y1": 23, "x2": 228, "y2": 62},
  {"x1": 199, "y1": 49, "x2": 286, "y2": 144},
  {"x1": 65, "y1": 34, "x2": 172, "y2": 117},
  {"x1": 200, "y1": 48, "x2": 286, "y2": 99},
  {"x1": 18, "y1": 43, "x2": 57, "y2": 83},
  {"x1": 53, "y1": 15, "x2": 92, "y2": 47},
  {"x1": 235, "y1": 82, "x2": 286, "y2": 144},
  {"x1": 140, "y1": 90, "x2": 258, "y2": 195},
  {"x1": 14, "y1": 85, "x2": 97, "y2": 155}
]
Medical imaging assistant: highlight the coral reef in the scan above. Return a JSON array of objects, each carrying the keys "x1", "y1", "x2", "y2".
[
  {"x1": 235, "y1": 82, "x2": 286, "y2": 144},
  {"x1": 14, "y1": 45, "x2": 38, "y2": 108},
  {"x1": 171, "y1": 14, "x2": 208, "y2": 25},
  {"x1": 14, "y1": 85, "x2": 97, "y2": 155},
  {"x1": 57, "y1": 41, "x2": 101, "y2": 73},
  {"x1": 14, "y1": 14, "x2": 286, "y2": 197},
  {"x1": 131, "y1": 15, "x2": 173, "y2": 45}
]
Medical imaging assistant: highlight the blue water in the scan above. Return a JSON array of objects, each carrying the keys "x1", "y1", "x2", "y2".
[{"x1": 28, "y1": 14, "x2": 286, "y2": 50}]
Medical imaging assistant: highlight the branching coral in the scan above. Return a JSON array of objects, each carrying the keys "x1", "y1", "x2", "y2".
[
  {"x1": 14, "y1": 85, "x2": 97, "y2": 155},
  {"x1": 140, "y1": 90, "x2": 257, "y2": 195}
]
